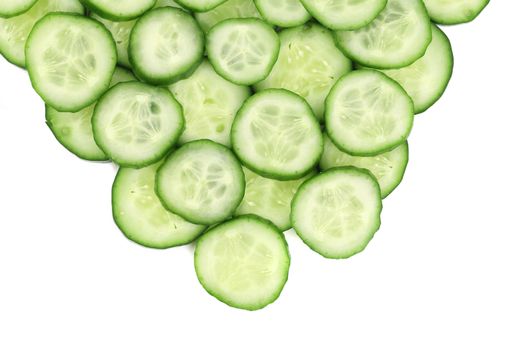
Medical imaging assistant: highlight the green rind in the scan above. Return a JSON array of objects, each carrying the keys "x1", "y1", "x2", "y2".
[
  {"x1": 423, "y1": 0, "x2": 489, "y2": 25},
  {"x1": 175, "y1": 0, "x2": 227, "y2": 12},
  {"x1": 0, "y1": 0, "x2": 38, "y2": 18},
  {"x1": 253, "y1": 0, "x2": 311, "y2": 28},
  {"x1": 81, "y1": 0, "x2": 156, "y2": 21},
  {"x1": 195, "y1": 0, "x2": 262, "y2": 33}
]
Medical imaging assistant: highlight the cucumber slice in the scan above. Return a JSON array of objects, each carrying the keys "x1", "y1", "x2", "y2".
[
  {"x1": 81, "y1": 0, "x2": 156, "y2": 21},
  {"x1": 320, "y1": 134, "x2": 409, "y2": 198},
  {"x1": 92, "y1": 81, "x2": 185, "y2": 167},
  {"x1": 168, "y1": 60, "x2": 250, "y2": 146},
  {"x1": 194, "y1": 215, "x2": 290, "y2": 311},
  {"x1": 0, "y1": 0, "x2": 37, "y2": 18},
  {"x1": 236, "y1": 167, "x2": 314, "y2": 231},
  {"x1": 195, "y1": 0, "x2": 261, "y2": 33},
  {"x1": 113, "y1": 161, "x2": 206, "y2": 249},
  {"x1": 365, "y1": 25, "x2": 454, "y2": 114},
  {"x1": 129, "y1": 7, "x2": 204, "y2": 85},
  {"x1": 423, "y1": 0, "x2": 489, "y2": 25},
  {"x1": 0, "y1": 0, "x2": 84, "y2": 68},
  {"x1": 254, "y1": 0, "x2": 311, "y2": 28},
  {"x1": 175, "y1": 0, "x2": 227, "y2": 12},
  {"x1": 231, "y1": 89, "x2": 323, "y2": 180},
  {"x1": 156, "y1": 140, "x2": 245, "y2": 225},
  {"x1": 300, "y1": 0, "x2": 387, "y2": 31},
  {"x1": 335, "y1": 0, "x2": 432, "y2": 69},
  {"x1": 45, "y1": 67, "x2": 135, "y2": 161},
  {"x1": 254, "y1": 24, "x2": 351, "y2": 120},
  {"x1": 207, "y1": 18, "x2": 279, "y2": 85},
  {"x1": 26, "y1": 13, "x2": 116, "y2": 112},
  {"x1": 325, "y1": 70, "x2": 414, "y2": 156},
  {"x1": 291, "y1": 167, "x2": 382, "y2": 259}
]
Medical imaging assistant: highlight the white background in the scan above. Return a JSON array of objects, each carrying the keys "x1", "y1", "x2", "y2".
[{"x1": 1, "y1": 2, "x2": 524, "y2": 349}]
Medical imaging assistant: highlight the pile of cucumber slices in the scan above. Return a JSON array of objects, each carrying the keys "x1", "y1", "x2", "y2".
[{"x1": 1, "y1": 0, "x2": 489, "y2": 310}]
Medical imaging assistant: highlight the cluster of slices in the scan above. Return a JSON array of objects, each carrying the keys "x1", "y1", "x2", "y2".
[{"x1": 0, "y1": 0, "x2": 489, "y2": 310}]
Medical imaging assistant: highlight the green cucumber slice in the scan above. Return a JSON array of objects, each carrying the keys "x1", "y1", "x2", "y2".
[
  {"x1": 195, "y1": 0, "x2": 261, "y2": 33},
  {"x1": 81, "y1": 0, "x2": 156, "y2": 21},
  {"x1": 231, "y1": 89, "x2": 323, "y2": 180},
  {"x1": 0, "y1": 0, "x2": 38, "y2": 18},
  {"x1": 291, "y1": 167, "x2": 382, "y2": 259},
  {"x1": 423, "y1": 0, "x2": 489, "y2": 25},
  {"x1": 194, "y1": 215, "x2": 290, "y2": 310},
  {"x1": 156, "y1": 140, "x2": 245, "y2": 225},
  {"x1": 325, "y1": 70, "x2": 414, "y2": 156},
  {"x1": 175, "y1": 0, "x2": 227, "y2": 12},
  {"x1": 254, "y1": 0, "x2": 311, "y2": 28}
]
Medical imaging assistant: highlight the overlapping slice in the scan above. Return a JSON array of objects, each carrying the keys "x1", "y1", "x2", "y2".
[
  {"x1": 82, "y1": 0, "x2": 156, "y2": 21},
  {"x1": 254, "y1": 0, "x2": 311, "y2": 27},
  {"x1": 0, "y1": 0, "x2": 38, "y2": 18},
  {"x1": 423, "y1": 0, "x2": 490, "y2": 24},
  {"x1": 175, "y1": 0, "x2": 227, "y2": 12},
  {"x1": 195, "y1": 0, "x2": 261, "y2": 33}
]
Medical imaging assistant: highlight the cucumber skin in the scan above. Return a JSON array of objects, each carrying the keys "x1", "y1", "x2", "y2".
[
  {"x1": 425, "y1": 0, "x2": 490, "y2": 25},
  {"x1": 253, "y1": 0, "x2": 311, "y2": 28},
  {"x1": 194, "y1": 214, "x2": 290, "y2": 311},
  {"x1": 175, "y1": 0, "x2": 227, "y2": 12},
  {"x1": 81, "y1": 0, "x2": 156, "y2": 21}
]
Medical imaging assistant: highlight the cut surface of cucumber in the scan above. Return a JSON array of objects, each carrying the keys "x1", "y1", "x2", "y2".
[
  {"x1": 168, "y1": 60, "x2": 250, "y2": 146},
  {"x1": 255, "y1": 24, "x2": 351, "y2": 120},
  {"x1": 231, "y1": 89, "x2": 323, "y2": 180},
  {"x1": 423, "y1": 0, "x2": 489, "y2": 24},
  {"x1": 0, "y1": 0, "x2": 84, "y2": 68},
  {"x1": 113, "y1": 161, "x2": 206, "y2": 249},
  {"x1": 81, "y1": 0, "x2": 156, "y2": 21},
  {"x1": 156, "y1": 140, "x2": 245, "y2": 225},
  {"x1": 300, "y1": 0, "x2": 387, "y2": 30},
  {"x1": 26, "y1": 13, "x2": 116, "y2": 112},
  {"x1": 195, "y1": 0, "x2": 261, "y2": 32},
  {"x1": 335, "y1": 0, "x2": 431, "y2": 69},
  {"x1": 92, "y1": 81, "x2": 184, "y2": 167},
  {"x1": 129, "y1": 7, "x2": 204, "y2": 85},
  {"x1": 175, "y1": 0, "x2": 227, "y2": 12},
  {"x1": 325, "y1": 70, "x2": 414, "y2": 156},
  {"x1": 320, "y1": 134, "x2": 409, "y2": 198},
  {"x1": 254, "y1": 0, "x2": 310, "y2": 27},
  {"x1": 0, "y1": 0, "x2": 38, "y2": 18},
  {"x1": 207, "y1": 18, "x2": 279, "y2": 85},
  {"x1": 90, "y1": 14, "x2": 136, "y2": 68},
  {"x1": 291, "y1": 167, "x2": 382, "y2": 259},
  {"x1": 236, "y1": 168, "x2": 314, "y2": 231},
  {"x1": 194, "y1": 215, "x2": 290, "y2": 310}
]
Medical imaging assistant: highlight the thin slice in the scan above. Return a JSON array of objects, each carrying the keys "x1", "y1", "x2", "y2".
[
  {"x1": 81, "y1": 0, "x2": 156, "y2": 21},
  {"x1": 195, "y1": 0, "x2": 261, "y2": 33},
  {"x1": 291, "y1": 167, "x2": 382, "y2": 259},
  {"x1": 231, "y1": 89, "x2": 323, "y2": 180},
  {"x1": 335, "y1": 0, "x2": 432, "y2": 69},
  {"x1": 113, "y1": 161, "x2": 205, "y2": 249},
  {"x1": 168, "y1": 60, "x2": 250, "y2": 146},
  {"x1": 156, "y1": 140, "x2": 245, "y2": 225},
  {"x1": 320, "y1": 134, "x2": 409, "y2": 198},
  {"x1": 0, "y1": 0, "x2": 37, "y2": 18},
  {"x1": 254, "y1": 0, "x2": 311, "y2": 27},
  {"x1": 92, "y1": 81, "x2": 184, "y2": 167},
  {"x1": 194, "y1": 215, "x2": 290, "y2": 310},
  {"x1": 254, "y1": 24, "x2": 351, "y2": 120},
  {"x1": 423, "y1": 0, "x2": 489, "y2": 25},
  {"x1": 325, "y1": 70, "x2": 414, "y2": 156},
  {"x1": 175, "y1": 0, "x2": 227, "y2": 12}
]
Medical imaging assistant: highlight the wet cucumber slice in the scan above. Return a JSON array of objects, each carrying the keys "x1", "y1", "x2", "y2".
[
  {"x1": 112, "y1": 161, "x2": 206, "y2": 249},
  {"x1": 26, "y1": 13, "x2": 116, "y2": 112},
  {"x1": 0, "y1": 0, "x2": 38, "y2": 18},
  {"x1": 325, "y1": 70, "x2": 414, "y2": 156},
  {"x1": 156, "y1": 140, "x2": 245, "y2": 225},
  {"x1": 291, "y1": 167, "x2": 382, "y2": 259},
  {"x1": 254, "y1": 0, "x2": 311, "y2": 28},
  {"x1": 300, "y1": 0, "x2": 387, "y2": 31},
  {"x1": 320, "y1": 134, "x2": 409, "y2": 198},
  {"x1": 254, "y1": 24, "x2": 351, "y2": 120},
  {"x1": 231, "y1": 89, "x2": 323, "y2": 180},
  {"x1": 335, "y1": 0, "x2": 432, "y2": 69},
  {"x1": 236, "y1": 167, "x2": 315, "y2": 231},
  {"x1": 92, "y1": 81, "x2": 185, "y2": 167},
  {"x1": 81, "y1": 0, "x2": 155, "y2": 21},
  {"x1": 168, "y1": 60, "x2": 250, "y2": 147},
  {"x1": 129, "y1": 7, "x2": 204, "y2": 85},
  {"x1": 0, "y1": 0, "x2": 84, "y2": 68},
  {"x1": 423, "y1": 0, "x2": 489, "y2": 25},
  {"x1": 194, "y1": 215, "x2": 290, "y2": 311},
  {"x1": 195, "y1": 0, "x2": 261, "y2": 33},
  {"x1": 175, "y1": 0, "x2": 227, "y2": 12},
  {"x1": 45, "y1": 67, "x2": 135, "y2": 162},
  {"x1": 207, "y1": 18, "x2": 279, "y2": 86}
]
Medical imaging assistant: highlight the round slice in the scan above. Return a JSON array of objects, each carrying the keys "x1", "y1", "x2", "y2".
[
  {"x1": 320, "y1": 134, "x2": 409, "y2": 198},
  {"x1": 325, "y1": 70, "x2": 414, "y2": 156},
  {"x1": 300, "y1": 0, "x2": 387, "y2": 30},
  {"x1": 194, "y1": 215, "x2": 290, "y2": 310},
  {"x1": 423, "y1": 0, "x2": 490, "y2": 25},
  {"x1": 254, "y1": 0, "x2": 311, "y2": 27},
  {"x1": 156, "y1": 140, "x2": 245, "y2": 225},
  {"x1": 113, "y1": 161, "x2": 206, "y2": 249},
  {"x1": 26, "y1": 13, "x2": 116, "y2": 112},
  {"x1": 0, "y1": 0, "x2": 84, "y2": 68},
  {"x1": 82, "y1": 0, "x2": 156, "y2": 21},
  {"x1": 92, "y1": 81, "x2": 184, "y2": 167},
  {"x1": 0, "y1": 0, "x2": 37, "y2": 18},
  {"x1": 254, "y1": 24, "x2": 351, "y2": 120},
  {"x1": 129, "y1": 7, "x2": 204, "y2": 85},
  {"x1": 231, "y1": 89, "x2": 323, "y2": 180},
  {"x1": 175, "y1": 0, "x2": 227, "y2": 12},
  {"x1": 195, "y1": 0, "x2": 261, "y2": 33},
  {"x1": 207, "y1": 18, "x2": 279, "y2": 85},
  {"x1": 291, "y1": 167, "x2": 382, "y2": 259},
  {"x1": 335, "y1": 0, "x2": 431, "y2": 69}
]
